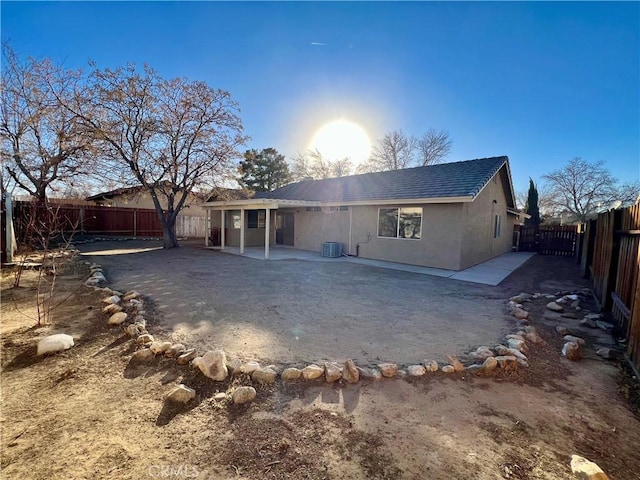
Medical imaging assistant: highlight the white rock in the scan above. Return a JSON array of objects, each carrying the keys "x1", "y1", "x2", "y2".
[
  {"x1": 107, "y1": 312, "x2": 127, "y2": 325},
  {"x1": 176, "y1": 348, "x2": 197, "y2": 365},
  {"x1": 252, "y1": 367, "x2": 277, "y2": 384},
  {"x1": 102, "y1": 303, "x2": 123, "y2": 314},
  {"x1": 165, "y1": 344, "x2": 186, "y2": 358},
  {"x1": 166, "y1": 384, "x2": 196, "y2": 404},
  {"x1": 423, "y1": 360, "x2": 439, "y2": 372},
  {"x1": 324, "y1": 362, "x2": 342, "y2": 382},
  {"x1": 512, "y1": 307, "x2": 529, "y2": 320},
  {"x1": 378, "y1": 363, "x2": 398, "y2": 378},
  {"x1": 507, "y1": 338, "x2": 527, "y2": 352},
  {"x1": 302, "y1": 364, "x2": 324, "y2": 380},
  {"x1": 37, "y1": 334, "x2": 74, "y2": 355},
  {"x1": 570, "y1": 454, "x2": 609, "y2": 480},
  {"x1": 132, "y1": 348, "x2": 154, "y2": 362},
  {"x1": 102, "y1": 295, "x2": 121, "y2": 305},
  {"x1": 546, "y1": 301, "x2": 564, "y2": 312},
  {"x1": 563, "y1": 335, "x2": 585, "y2": 346},
  {"x1": 150, "y1": 341, "x2": 172, "y2": 355},
  {"x1": 407, "y1": 365, "x2": 426, "y2": 377},
  {"x1": 562, "y1": 342, "x2": 581, "y2": 361},
  {"x1": 240, "y1": 361, "x2": 261, "y2": 374},
  {"x1": 481, "y1": 356, "x2": 498, "y2": 373},
  {"x1": 123, "y1": 291, "x2": 141, "y2": 301},
  {"x1": 356, "y1": 366, "x2": 382, "y2": 380},
  {"x1": 495, "y1": 355, "x2": 518, "y2": 370},
  {"x1": 232, "y1": 386, "x2": 257, "y2": 405},
  {"x1": 441, "y1": 365, "x2": 455, "y2": 373},
  {"x1": 506, "y1": 334, "x2": 525, "y2": 342},
  {"x1": 566, "y1": 294, "x2": 579, "y2": 301},
  {"x1": 342, "y1": 359, "x2": 359, "y2": 383},
  {"x1": 446, "y1": 355, "x2": 465, "y2": 372},
  {"x1": 281, "y1": 367, "x2": 302, "y2": 381},
  {"x1": 192, "y1": 350, "x2": 228, "y2": 381},
  {"x1": 524, "y1": 331, "x2": 544, "y2": 344}
]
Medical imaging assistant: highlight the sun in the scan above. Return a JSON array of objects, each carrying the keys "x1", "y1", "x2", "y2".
[{"x1": 310, "y1": 120, "x2": 372, "y2": 165}]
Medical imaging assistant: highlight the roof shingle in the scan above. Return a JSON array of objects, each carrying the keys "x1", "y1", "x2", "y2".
[{"x1": 258, "y1": 156, "x2": 510, "y2": 203}]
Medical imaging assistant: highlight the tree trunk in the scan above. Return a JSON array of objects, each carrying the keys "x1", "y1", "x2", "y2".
[{"x1": 160, "y1": 215, "x2": 179, "y2": 248}]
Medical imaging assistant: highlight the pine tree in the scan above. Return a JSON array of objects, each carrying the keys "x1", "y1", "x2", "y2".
[
  {"x1": 525, "y1": 178, "x2": 541, "y2": 227},
  {"x1": 238, "y1": 148, "x2": 291, "y2": 192}
]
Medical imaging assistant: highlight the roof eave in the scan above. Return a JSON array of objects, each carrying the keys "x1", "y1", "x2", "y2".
[{"x1": 200, "y1": 196, "x2": 475, "y2": 209}]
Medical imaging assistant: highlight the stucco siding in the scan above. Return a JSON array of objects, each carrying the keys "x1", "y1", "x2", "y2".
[
  {"x1": 292, "y1": 209, "x2": 350, "y2": 253},
  {"x1": 347, "y1": 204, "x2": 464, "y2": 270},
  {"x1": 459, "y1": 168, "x2": 514, "y2": 269},
  {"x1": 209, "y1": 210, "x2": 276, "y2": 247}
]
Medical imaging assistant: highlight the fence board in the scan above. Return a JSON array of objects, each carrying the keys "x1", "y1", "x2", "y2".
[{"x1": 518, "y1": 224, "x2": 579, "y2": 256}]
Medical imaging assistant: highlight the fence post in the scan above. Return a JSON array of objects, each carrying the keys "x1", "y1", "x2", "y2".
[
  {"x1": 133, "y1": 209, "x2": 137, "y2": 237},
  {"x1": 5, "y1": 193, "x2": 14, "y2": 263}
]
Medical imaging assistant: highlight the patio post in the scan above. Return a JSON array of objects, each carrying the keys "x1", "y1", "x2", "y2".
[
  {"x1": 240, "y1": 209, "x2": 245, "y2": 254},
  {"x1": 264, "y1": 208, "x2": 270, "y2": 260},
  {"x1": 220, "y1": 209, "x2": 225, "y2": 249},
  {"x1": 204, "y1": 209, "x2": 209, "y2": 247}
]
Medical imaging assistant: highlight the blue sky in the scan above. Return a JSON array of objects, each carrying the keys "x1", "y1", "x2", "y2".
[{"x1": 2, "y1": 1, "x2": 639, "y2": 194}]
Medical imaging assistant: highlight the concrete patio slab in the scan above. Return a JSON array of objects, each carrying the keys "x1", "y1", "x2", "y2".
[{"x1": 208, "y1": 246, "x2": 535, "y2": 286}]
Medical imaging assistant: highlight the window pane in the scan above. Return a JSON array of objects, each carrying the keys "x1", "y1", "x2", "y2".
[
  {"x1": 248, "y1": 210, "x2": 258, "y2": 228},
  {"x1": 378, "y1": 208, "x2": 398, "y2": 237},
  {"x1": 258, "y1": 210, "x2": 266, "y2": 228},
  {"x1": 399, "y1": 207, "x2": 422, "y2": 239},
  {"x1": 226, "y1": 210, "x2": 241, "y2": 229}
]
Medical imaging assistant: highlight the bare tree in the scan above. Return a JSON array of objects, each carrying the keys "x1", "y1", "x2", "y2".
[
  {"x1": 360, "y1": 130, "x2": 417, "y2": 172},
  {"x1": 0, "y1": 44, "x2": 94, "y2": 203},
  {"x1": 542, "y1": 157, "x2": 630, "y2": 222},
  {"x1": 417, "y1": 128, "x2": 452, "y2": 166},
  {"x1": 291, "y1": 149, "x2": 353, "y2": 181},
  {"x1": 63, "y1": 63, "x2": 246, "y2": 248}
]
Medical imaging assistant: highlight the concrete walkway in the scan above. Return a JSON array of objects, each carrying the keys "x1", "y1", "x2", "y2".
[{"x1": 207, "y1": 246, "x2": 535, "y2": 286}]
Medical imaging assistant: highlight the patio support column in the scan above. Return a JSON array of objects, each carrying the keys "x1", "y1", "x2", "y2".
[
  {"x1": 240, "y1": 209, "x2": 245, "y2": 254},
  {"x1": 264, "y1": 208, "x2": 270, "y2": 260},
  {"x1": 220, "y1": 209, "x2": 225, "y2": 250},
  {"x1": 204, "y1": 209, "x2": 209, "y2": 247}
]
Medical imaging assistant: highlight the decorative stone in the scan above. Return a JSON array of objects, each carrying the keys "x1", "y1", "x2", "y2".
[
  {"x1": 232, "y1": 386, "x2": 257, "y2": 405},
  {"x1": 563, "y1": 335, "x2": 585, "y2": 346},
  {"x1": 562, "y1": 342, "x2": 581, "y2": 361},
  {"x1": 396, "y1": 369, "x2": 407, "y2": 379},
  {"x1": 495, "y1": 355, "x2": 518, "y2": 370},
  {"x1": 570, "y1": 455, "x2": 610, "y2": 480},
  {"x1": 580, "y1": 318, "x2": 598, "y2": 329},
  {"x1": 176, "y1": 348, "x2": 197, "y2": 365},
  {"x1": 441, "y1": 365, "x2": 455, "y2": 373},
  {"x1": 342, "y1": 359, "x2": 359, "y2": 383},
  {"x1": 507, "y1": 338, "x2": 527, "y2": 352},
  {"x1": 596, "y1": 320, "x2": 614, "y2": 332},
  {"x1": 107, "y1": 312, "x2": 128, "y2": 325},
  {"x1": 378, "y1": 363, "x2": 398, "y2": 378},
  {"x1": 595, "y1": 347, "x2": 619, "y2": 359},
  {"x1": 512, "y1": 307, "x2": 529, "y2": 320},
  {"x1": 37, "y1": 334, "x2": 74, "y2": 355},
  {"x1": 481, "y1": 356, "x2": 498, "y2": 373},
  {"x1": 324, "y1": 362, "x2": 342, "y2": 383},
  {"x1": 356, "y1": 366, "x2": 382, "y2": 380},
  {"x1": 213, "y1": 392, "x2": 227, "y2": 401},
  {"x1": 546, "y1": 301, "x2": 564, "y2": 312},
  {"x1": 423, "y1": 360, "x2": 439, "y2": 372},
  {"x1": 131, "y1": 348, "x2": 155, "y2": 362},
  {"x1": 281, "y1": 367, "x2": 302, "y2": 381},
  {"x1": 555, "y1": 326, "x2": 571, "y2": 336},
  {"x1": 102, "y1": 303, "x2": 122, "y2": 314},
  {"x1": 524, "y1": 331, "x2": 544, "y2": 344},
  {"x1": 240, "y1": 361, "x2": 260, "y2": 374},
  {"x1": 150, "y1": 341, "x2": 172, "y2": 354},
  {"x1": 585, "y1": 313, "x2": 604, "y2": 321},
  {"x1": 123, "y1": 291, "x2": 141, "y2": 301},
  {"x1": 136, "y1": 333, "x2": 154, "y2": 345},
  {"x1": 407, "y1": 365, "x2": 426, "y2": 377},
  {"x1": 561, "y1": 313, "x2": 579, "y2": 319},
  {"x1": 302, "y1": 364, "x2": 324, "y2": 380},
  {"x1": 165, "y1": 344, "x2": 185, "y2": 358},
  {"x1": 446, "y1": 355, "x2": 465, "y2": 372},
  {"x1": 506, "y1": 334, "x2": 525, "y2": 342},
  {"x1": 166, "y1": 384, "x2": 196, "y2": 404},
  {"x1": 566, "y1": 294, "x2": 579, "y2": 301},
  {"x1": 469, "y1": 347, "x2": 494, "y2": 360},
  {"x1": 466, "y1": 364, "x2": 483, "y2": 375},
  {"x1": 126, "y1": 324, "x2": 143, "y2": 337},
  {"x1": 252, "y1": 367, "x2": 277, "y2": 384},
  {"x1": 192, "y1": 350, "x2": 228, "y2": 381},
  {"x1": 102, "y1": 295, "x2": 121, "y2": 305}
]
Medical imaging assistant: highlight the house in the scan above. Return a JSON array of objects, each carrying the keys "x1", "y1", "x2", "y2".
[{"x1": 200, "y1": 156, "x2": 523, "y2": 271}]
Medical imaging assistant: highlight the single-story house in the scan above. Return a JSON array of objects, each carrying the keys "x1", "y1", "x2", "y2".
[{"x1": 200, "y1": 156, "x2": 523, "y2": 271}]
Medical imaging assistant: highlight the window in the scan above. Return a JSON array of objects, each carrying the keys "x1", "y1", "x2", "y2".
[
  {"x1": 305, "y1": 207, "x2": 322, "y2": 212},
  {"x1": 378, "y1": 207, "x2": 422, "y2": 239},
  {"x1": 248, "y1": 210, "x2": 266, "y2": 229},
  {"x1": 225, "y1": 210, "x2": 242, "y2": 229},
  {"x1": 329, "y1": 206, "x2": 349, "y2": 212},
  {"x1": 494, "y1": 214, "x2": 501, "y2": 238}
]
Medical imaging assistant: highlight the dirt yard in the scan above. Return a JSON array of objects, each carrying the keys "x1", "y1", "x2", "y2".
[{"x1": 1, "y1": 245, "x2": 639, "y2": 480}]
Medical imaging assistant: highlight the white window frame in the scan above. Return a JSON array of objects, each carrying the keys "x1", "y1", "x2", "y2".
[{"x1": 377, "y1": 207, "x2": 422, "y2": 240}]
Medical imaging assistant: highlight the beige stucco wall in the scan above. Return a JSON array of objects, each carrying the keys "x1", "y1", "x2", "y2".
[
  {"x1": 459, "y1": 168, "x2": 515, "y2": 269},
  {"x1": 95, "y1": 191, "x2": 206, "y2": 217},
  {"x1": 292, "y1": 209, "x2": 350, "y2": 253}
]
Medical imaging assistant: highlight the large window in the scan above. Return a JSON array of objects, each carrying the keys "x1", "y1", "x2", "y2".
[
  {"x1": 226, "y1": 210, "x2": 242, "y2": 229},
  {"x1": 248, "y1": 210, "x2": 266, "y2": 229},
  {"x1": 378, "y1": 207, "x2": 422, "y2": 240}
]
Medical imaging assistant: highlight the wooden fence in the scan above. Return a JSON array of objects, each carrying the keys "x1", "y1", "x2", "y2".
[
  {"x1": 582, "y1": 204, "x2": 640, "y2": 371},
  {"x1": 518, "y1": 224, "x2": 580, "y2": 257}
]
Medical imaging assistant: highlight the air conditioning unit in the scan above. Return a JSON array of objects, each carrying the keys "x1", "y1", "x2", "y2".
[{"x1": 321, "y1": 242, "x2": 343, "y2": 258}]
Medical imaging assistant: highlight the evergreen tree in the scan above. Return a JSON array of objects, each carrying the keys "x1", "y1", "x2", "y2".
[
  {"x1": 524, "y1": 178, "x2": 541, "y2": 227},
  {"x1": 238, "y1": 148, "x2": 291, "y2": 192}
]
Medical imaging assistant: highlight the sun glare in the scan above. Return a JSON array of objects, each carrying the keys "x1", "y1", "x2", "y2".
[{"x1": 310, "y1": 120, "x2": 372, "y2": 166}]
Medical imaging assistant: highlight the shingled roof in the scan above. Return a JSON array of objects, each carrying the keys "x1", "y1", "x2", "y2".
[{"x1": 257, "y1": 156, "x2": 513, "y2": 205}]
